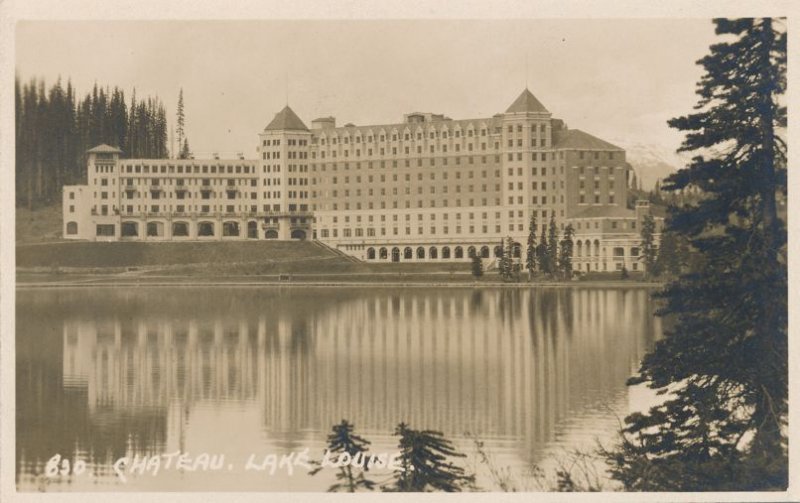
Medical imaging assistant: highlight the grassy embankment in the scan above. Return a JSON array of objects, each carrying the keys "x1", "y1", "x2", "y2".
[
  {"x1": 15, "y1": 205, "x2": 473, "y2": 280},
  {"x1": 15, "y1": 240, "x2": 489, "y2": 284}
]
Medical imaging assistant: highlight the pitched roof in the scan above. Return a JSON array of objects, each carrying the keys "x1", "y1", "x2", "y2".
[
  {"x1": 265, "y1": 105, "x2": 308, "y2": 131},
  {"x1": 505, "y1": 88, "x2": 549, "y2": 114},
  {"x1": 552, "y1": 129, "x2": 623, "y2": 151},
  {"x1": 86, "y1": 144, "x2": 123, "y2": 154},
  {"x1": 311, "y1": 116, "x2": 504, "y2": 138}
]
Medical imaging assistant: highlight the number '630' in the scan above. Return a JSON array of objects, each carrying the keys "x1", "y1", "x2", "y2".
[{"x1": 44, "y1": 454, "x2": 86, "y2": 477}]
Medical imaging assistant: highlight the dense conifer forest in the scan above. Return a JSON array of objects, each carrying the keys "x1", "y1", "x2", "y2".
[{"x1": 15, "y1": 77, "x2": 169, "y2": 209}]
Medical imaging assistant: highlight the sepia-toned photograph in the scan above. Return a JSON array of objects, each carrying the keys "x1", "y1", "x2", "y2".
[{"x1": 1, "y1": 3, "x2": 796, "y2": 501}]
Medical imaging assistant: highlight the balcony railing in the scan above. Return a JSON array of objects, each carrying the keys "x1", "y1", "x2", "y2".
[
  {"x1": 262, "y1": 209, "x2": 313, "y2": 217},
  {"x1": 90, "y1": 209, "x2": 275, "y2": 219}
]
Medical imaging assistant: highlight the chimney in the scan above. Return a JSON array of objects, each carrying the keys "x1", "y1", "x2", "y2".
[{"x1": 312, "y1": 117, "x2": 336, "y2": 129}]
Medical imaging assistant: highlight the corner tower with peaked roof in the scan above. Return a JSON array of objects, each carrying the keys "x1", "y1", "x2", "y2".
[
  {"x1": 257, "y1": 105, "x2": 313, "y2": 240},
  {"x1": 62, "y1": 144, "x2": 124, "y2": 239},
  {"x1": 501, "y1": 88, "x2": 557, "y2": 230}
]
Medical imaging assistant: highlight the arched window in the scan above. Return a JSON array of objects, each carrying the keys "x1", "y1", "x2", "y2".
[
  {"x1": 494, "y1": 245, "x2": 503, "y2": 258},
  {"x1": 404, "y1": 247, "x2": 413, "y2": 260},
  {"x1": 416, "y1": 247, "x2": 425, "y2": 259},
  {"x1": 223, "y1": 221, "x2": 240, "y2": 237},
  {"x1": 513, "y1": 242, "x2": 522, "y2": 258},
  {"x1": 147, "y1": 222, "x2": 164, "y2": 237},
  {"x1": 291, "y1": 229, "x2": 307, "y2": 240},
  {"x1": 454, "y1": 246, "x2": 464, "y2": 259},
  {"x1": 576, "y1": 241, "x2": 583, "y2": 257},
  {"x1": 379, "y1": 247, "x2": 388, "y2": 260},
  {"x1": 66, "y1": 221, "x2": 78, "y2": 235},
  {"x1": 442, "y1": 246, "x2": 451, "y2": 259},
  {"x1": 467, "y1": 246, "x2": 476, "y2": 258},
  {"x1": 367, "y1": 247, "x2": 376, "y2": 260},
  {"x1": 392, "y1": 247, "x2": 401, "y2": 262},
  {"x1": 480, "y1": 246, "x2": 490, "y2": 258},
  {"x1": 265, "y1": 229, "x2": 278, "y2": 239},
  {"x1": 198, "y1": 221, "x2": 215, "y2": 237},
  {"x1": 594, "y1": 239, "x2": 600, "y2": 256},
  {"x1": 172, "y1": 221, "x2": 189, "y2": 237},
  {"x1": 429, "y1": 247, "x2": 438, "y2": 259}
]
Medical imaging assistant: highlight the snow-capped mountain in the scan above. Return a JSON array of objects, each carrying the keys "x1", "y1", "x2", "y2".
[{"x1": 609, "y1": 139, "x2": 690, "y2": 191}]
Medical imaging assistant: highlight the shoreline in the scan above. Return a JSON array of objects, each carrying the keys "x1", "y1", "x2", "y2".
[{"x1": 15, "y1": 275, "x2": 663, "y2": 289}]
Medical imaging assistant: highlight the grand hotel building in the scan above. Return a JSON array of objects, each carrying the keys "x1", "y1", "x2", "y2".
[{"x1": 63, "y1": 88, "x2": 660, "y2": 273}]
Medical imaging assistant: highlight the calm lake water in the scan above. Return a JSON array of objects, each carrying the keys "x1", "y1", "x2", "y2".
[{"x1": 16, "y1": 286, "x2": 661, "y2": 491}]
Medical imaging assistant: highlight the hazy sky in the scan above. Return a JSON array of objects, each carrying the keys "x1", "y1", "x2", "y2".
[{"x1": 16, "y1": 20, "x2": 717, "y2": 158}]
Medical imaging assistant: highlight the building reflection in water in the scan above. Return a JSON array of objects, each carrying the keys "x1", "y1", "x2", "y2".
[{"x1": 17, "y1": 286, "x2": 660, "y2": 490}]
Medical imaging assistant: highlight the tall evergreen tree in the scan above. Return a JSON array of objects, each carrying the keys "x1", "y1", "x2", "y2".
[
  {"x1": 34, "y1": 81, "x2": 47, "y2": 206},
  {"x1": 607, "y1": 18, "x2": 787, "y2": 491},
  {"x1": 471, "y1": 255, "x2": 483, "y2": 279},
  {"x1": 108, "y1": 87, "x2": 128, "y2": 152},
  {"x1": 64, "y1": 81, "x2": 78, "y2": 184},
  {"x1": 14, "y1": 77, "x2": 24, "y2": 207},
  {"x1": 16, "y1": 78, "x2": 33, "y2": 208},
  {"x1": 558, "y1": 224, "x2": 574, "y2": 279},
  {"x1": 309, "y1": 420, "x2": 375, "y2": 492},
  {"x1": 176, "y1": 88, "x2": 186, "y2": 157},
  {"x1": 386, "y1": 423, "x2": 474, "y2": 492},
  {"x1": 547, "y1": 214, "x2": 559, "y2": 276},
  {"x1": 127, "y1": 88, "x2": 138, "y2": 157},
  {"x1": 180, "y1": 137, "x2": 192, "y2": 160},
  {"x1": 526, "y1": 212, "x2": 538, "y2": 280},
  {"x1": 496, "y1": 238, "x2": 505, "y2": 278},
  {"x1": 498, "y1": 236, "x2": 514, "y2": 281},
  {"x1": 654, "y1": 230, "x2": 681, "y2": 277},
  {"x1": 639, "y1": 214, "x2": 658, "y2": 278},
  {"x1": 537, "y1": 226, "x2": 548, "y2": 274}
]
